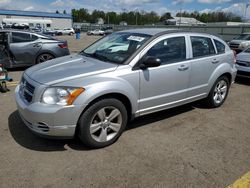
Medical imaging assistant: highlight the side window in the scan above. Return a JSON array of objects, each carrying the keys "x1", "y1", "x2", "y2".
[
  {"x1": 191, "y1": 36, "x2": 215, "y2": 58},
  {"x1": 31, "y1": 34, "x2": 38, "y2": 41},
  {"x1": 146, "y1": 36, "x2": 186, "y2": 64},
  {"x1": 214, "y1": 39, "x2": 225, "y2": 54},
  {"x1": 12, "y1": 32, "x2": 31, "y2": 43}
]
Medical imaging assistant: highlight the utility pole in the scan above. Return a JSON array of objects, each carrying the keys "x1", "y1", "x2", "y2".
[
  {"x1": 245, "y1": 3, "x2": 250, "y2": 21},
  {"x1": 179, "y1": 8, "x2": 182, "y2": 27}
]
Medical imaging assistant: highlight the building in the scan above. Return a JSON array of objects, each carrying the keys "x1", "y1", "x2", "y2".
[
  {"x1": 0, "y1": 9, "x2": 72, "y2": 29},
  {"x1": 165, "y1": 17, "x2": 205, "y2": 26}
]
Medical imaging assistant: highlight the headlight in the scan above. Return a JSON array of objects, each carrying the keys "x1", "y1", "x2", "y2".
[
  {"x1": 239, "y1": 42, "x2": 250, "y2": 49},
  {"x1": 41, "y1": 87, "x2": 84, "y2": 106}
]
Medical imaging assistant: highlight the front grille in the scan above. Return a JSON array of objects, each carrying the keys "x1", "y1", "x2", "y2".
[
  {"x1": 237, "y1": 71, "x2": 250, "y2": 77},
  {"x1": 236, "y1": 61, "x2": 250, "y2": 67},
  {"x1": 229, "y1": 43, "x2": 239, "y2": 49},
  {"x1": 20, "y1": 77, "x2": 35, "y2": 103}
]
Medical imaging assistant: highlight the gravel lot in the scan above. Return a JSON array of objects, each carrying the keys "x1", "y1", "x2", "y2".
[{"x1": 0, "y1": 33, "x2": 250, "y2": 188}]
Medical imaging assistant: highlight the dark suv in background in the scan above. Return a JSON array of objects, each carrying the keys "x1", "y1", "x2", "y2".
[{"x1": 0, "y1": 30, "x2": 70, "y2": 68}]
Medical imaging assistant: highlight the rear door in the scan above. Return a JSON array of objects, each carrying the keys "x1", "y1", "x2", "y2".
[
  {"x1": 187, "y1": 35, "x2": 218, "y2": 98},
  {"x1": 9, "y1": 32, "x2": 42, "y2": 65}
]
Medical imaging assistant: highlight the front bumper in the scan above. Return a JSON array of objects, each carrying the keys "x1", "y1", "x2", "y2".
[
  {"x1": 15, "y1": 85, "x2": 85, "y2": 138},
  {"x1": 236, "y1": 64, "x2": 250, "y2": 78}
]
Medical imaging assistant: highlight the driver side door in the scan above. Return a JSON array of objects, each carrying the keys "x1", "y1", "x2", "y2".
[{"x1": 138, "y1": 35, "x2": 191, "y2": 115}]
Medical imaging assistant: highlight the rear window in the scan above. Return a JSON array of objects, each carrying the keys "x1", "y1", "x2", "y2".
[
  {"x1": 214, "y1": 39, "x2": 225, "y2": 54},
  {"x1": 191, "y1": 36, "x2": 215, "y2": 58}
]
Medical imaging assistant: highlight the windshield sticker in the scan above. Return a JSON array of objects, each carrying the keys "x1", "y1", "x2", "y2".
[{"x1": 127, "y1": 36, "x2": 145, "y2": 42}]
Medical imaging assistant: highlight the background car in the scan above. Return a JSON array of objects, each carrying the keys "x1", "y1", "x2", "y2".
[
  {"x1": 42, "y1": 29, "x2": 57, "y2": 36},
  {"x1": 87, "y1": 29, "x2": 105, "y2": 36},
  {"x1": 229, "y1": 32, "x2": 250, "y2": 53},
  {"x1": 236, "y1": 47, "x2": 250, "y2": 78},
  {"x1": 0, "y1": 30, "x2": 70, "y2": 68},
  {"x1": 102, "y1": 26, "x2": 113, "y2": 35},
  {"x1": 56, "y1": 28, "x2": 75, "y2": 36}
]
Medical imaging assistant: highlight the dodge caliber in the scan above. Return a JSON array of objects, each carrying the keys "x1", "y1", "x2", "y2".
[{"x1": 15, "y1": 29, "x2": 237, "y2": 148}]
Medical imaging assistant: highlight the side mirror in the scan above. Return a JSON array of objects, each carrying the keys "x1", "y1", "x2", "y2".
[{"x1": 140, "y1": 56, "x2": 161, "y2": 69}]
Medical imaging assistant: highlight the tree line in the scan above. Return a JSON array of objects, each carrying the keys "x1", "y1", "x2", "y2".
[
  {"x1": 176, "y1": 11, "x2": 242, "y2": 23},
  {"x1": 70, "y1": 8, "x2": 242, "y2": 25}
]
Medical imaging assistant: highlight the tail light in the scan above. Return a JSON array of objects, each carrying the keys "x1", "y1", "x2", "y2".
[
  {"x1": 58, "y1": 42, "x2": 68, "y2": 49},
  {"x1": 233, "y1": 50, "x2": 236, "y2": 64}
]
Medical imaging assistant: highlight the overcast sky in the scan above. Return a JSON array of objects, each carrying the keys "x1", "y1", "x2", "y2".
[{"x1": 0, "y1": 0, "x2": 249, "y2": 18}]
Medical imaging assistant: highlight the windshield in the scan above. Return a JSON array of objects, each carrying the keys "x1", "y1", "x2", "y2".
[
  {"x1": 235, "y1": 34, "x2": 250, "y2": 40},
  {"x1": 82, "y1": 32, "x2": 151, "y2": 64},
  {"x1": 244, "y1": 48, "x2": 250, "y2": 53}
]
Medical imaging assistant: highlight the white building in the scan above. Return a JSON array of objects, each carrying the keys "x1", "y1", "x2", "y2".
[
  {"x1": 0, "y1": 9, "x2": 72, "y2": 29},
  {"x1": 166, "y1": 17, "x2": 205, "y2": 26}
]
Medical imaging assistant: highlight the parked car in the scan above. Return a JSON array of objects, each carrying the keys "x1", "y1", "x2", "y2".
[
  {"x1": 42, "y1": 29, "x2": 57, "y2": 36},
  {"x1": 56, "y1": 28, "x2": 75, "y2": 36},
  {"x1": 15, "y1": 29, "x2": 237, "y2": 148},
  {"x1": 0, "y1": 30, "x2": 70, "y2": 68},
  {"x1": 87, "y1": 29, "x2": 105, "y2": 36},
  {"x1": 102, "y1": 26, "x2": 113, "y2": 35},
  {"x1": 229, "y1": 33, "x2": 250, "y2": 53},
  {"x1": 236, "y1": 47, "x2": 250, "y2": 78}
]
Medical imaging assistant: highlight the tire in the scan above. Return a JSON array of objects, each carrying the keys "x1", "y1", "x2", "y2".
[
  {"x1": 69, "y1": 32, "x2": 73, "y2": 36},
  {"x1": 78, "y1": 98, "x2": 128, "y2": 149},
  {"x1": 204, "y1": 76, "x2": 230, "y2": 108},
  {"x1": 36, "y1": 53, "x2": 55, "y2": 64}
]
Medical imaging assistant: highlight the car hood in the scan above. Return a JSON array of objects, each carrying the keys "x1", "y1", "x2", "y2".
[
  {"x1": 25, "y1": 54, "x2": 118, "y2": 85},
  {"x1": 230, "y1": 40, "x2": 247, "y2": 44},
  {"x1": 236, "y1": 52, "x2": 250, "y2": 62}
]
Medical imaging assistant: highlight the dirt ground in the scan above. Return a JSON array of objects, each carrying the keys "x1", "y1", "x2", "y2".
[{"x1": 0, "y1": 34, "x2": 250, "y2": 188}]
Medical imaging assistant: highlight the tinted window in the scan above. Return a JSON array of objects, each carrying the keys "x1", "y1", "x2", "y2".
[
  {"x1": 31, "y1": 34, "x2": 38, "y2": 41},
  {"x1": 146, "y1": 36, "x2": 186, "y2": 64},
  {"x1": 191, "y1": 36, "x2": 215, "y2": 58},
  {"x1": 12, "y1": 32, "x2": 31, "y2": 43},
  {"x1": 214, "y1": 39, "x2": 225, "y2": 54}
]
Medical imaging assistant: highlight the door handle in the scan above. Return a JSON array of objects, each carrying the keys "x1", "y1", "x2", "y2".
[
  {"x1": 178, "y1": 64, "x2": 189, "y2": 71},
  {"x1": 212, "y1": 59, "x2": 219, "y2": 64}
]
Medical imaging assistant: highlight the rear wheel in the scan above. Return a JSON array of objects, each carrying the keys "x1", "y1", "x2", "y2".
[
  {"x1": 36, "y1": 53, "x2": 55, "y2": 64},
  {"x1": 204, "y1": 76, "x2": 230, "y2": 108},
  {"x1": 78, "y1": 98, "x2": 127, "y2": 149}
]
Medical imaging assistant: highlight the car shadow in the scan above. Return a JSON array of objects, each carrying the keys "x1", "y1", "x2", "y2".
[
  {"x1": 126, "y1": 104, "x2": 195, "y2": 130},
  {"x1": 9, "y1": 104, "x2": 195, "y2": 152},
  {"x1": 8, "y1": 67, "x2": 28, "y2": 72},
  {"x1": 235, "y1": 77, "x2": 250, "y2": 86}
]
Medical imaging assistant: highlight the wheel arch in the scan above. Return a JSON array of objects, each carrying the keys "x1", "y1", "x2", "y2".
[
  {"x1": 35, "y1": 51, "x2": 56, "y2": 64},
  {"x1": 75, "y1": 92, "x2": 133, "y2": 136}
]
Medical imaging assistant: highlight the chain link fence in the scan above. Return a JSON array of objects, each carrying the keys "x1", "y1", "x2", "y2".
[{"x1": 73, "y1": 23, "x2": 250, "y2": 41}]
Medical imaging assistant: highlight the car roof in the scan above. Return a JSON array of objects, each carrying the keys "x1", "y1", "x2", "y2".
[
  {"x1": 0, "y1": 29, "x2": 37, "y2": 34},
  {"x1": 118, "y1": 28, "x2": 180, "y2": 36}
]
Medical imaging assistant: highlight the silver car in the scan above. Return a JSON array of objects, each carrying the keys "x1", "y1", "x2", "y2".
[
  {"x1": 15, "y1": 29, "x2": 237, "y2": 148},
  {"x1": 229, "y1": 32, "x2": 250, "y2": 53},
  {"x1": 236, "y1": 47, "x2": 250, "y2": 78},
  {"x1": 0, "y1": 30, "x2": 70, "y2": 68}
]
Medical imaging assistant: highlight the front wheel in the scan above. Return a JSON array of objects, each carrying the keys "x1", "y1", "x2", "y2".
[
  {"x1": 204, "y1": 76, "x2": 230, "y2": 108},
  {"x1": 78, "y1": 98, "x2": 128, "y2": 149}
]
